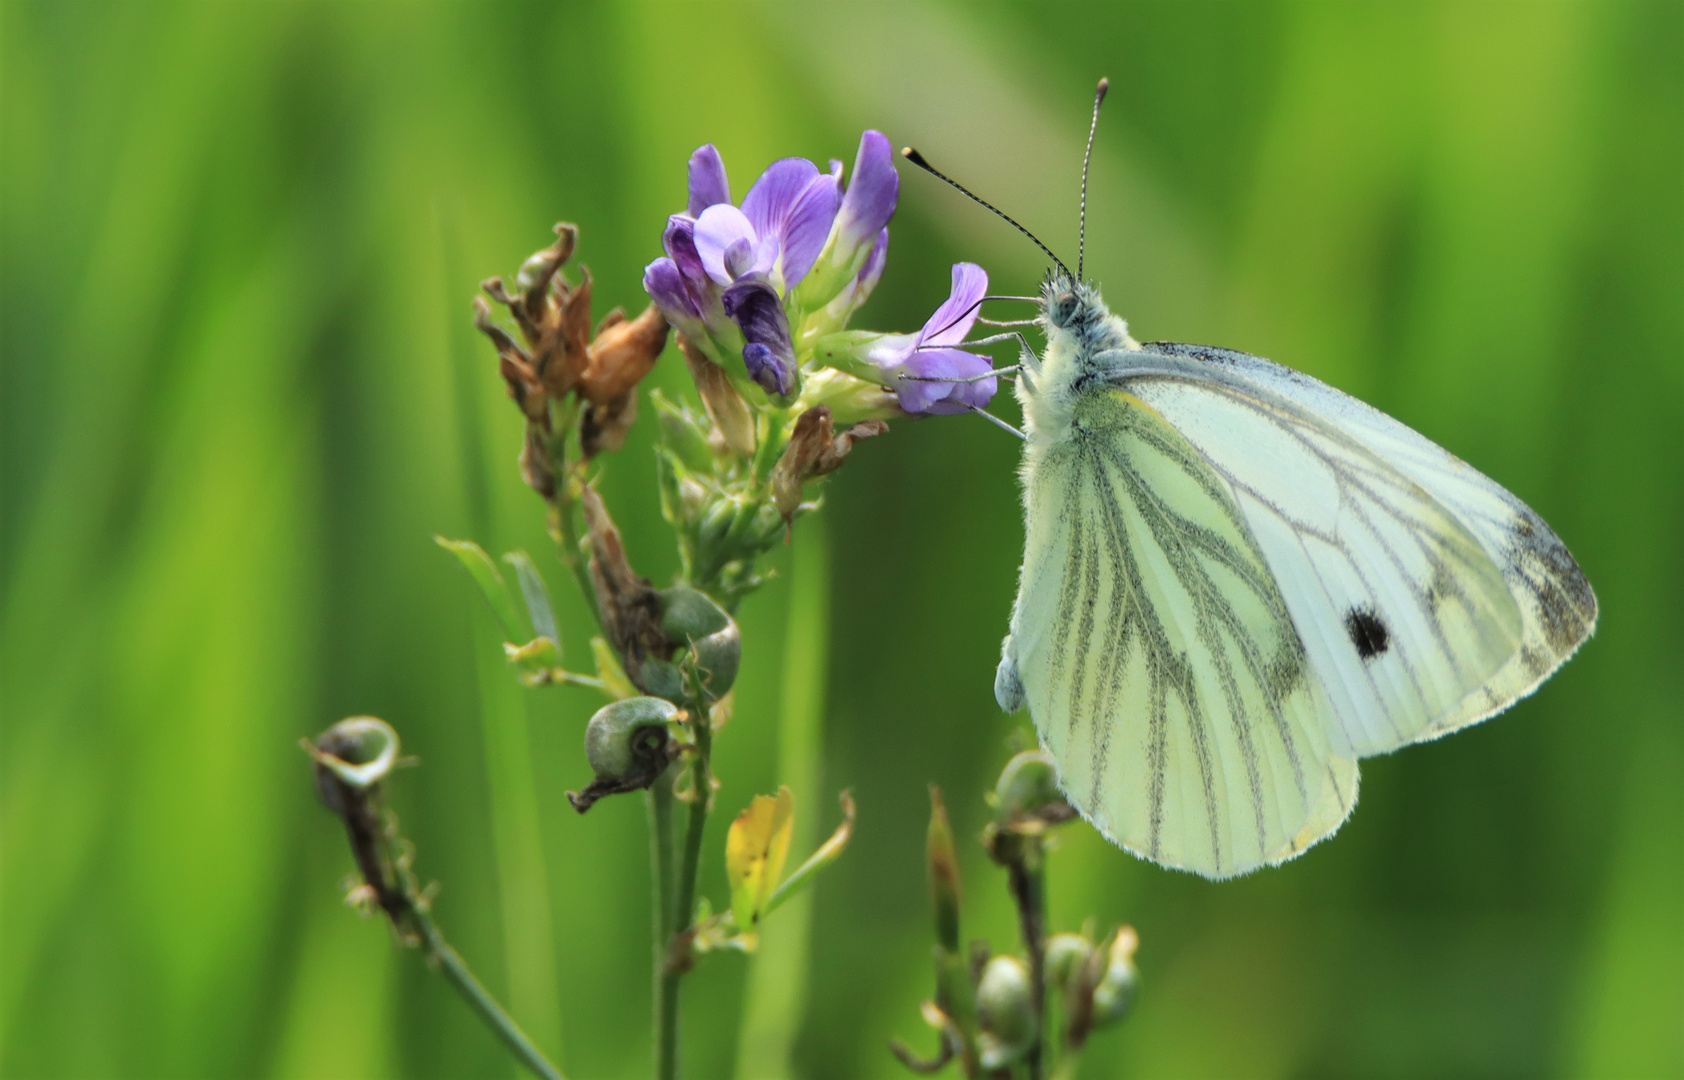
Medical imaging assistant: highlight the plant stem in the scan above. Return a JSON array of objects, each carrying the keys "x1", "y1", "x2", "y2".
[
  {"x1": 649, "y1": 773, "x2": 677, "y2": 1079},
  {"x1": 657, "y1": 708, "x2": 714, "y2": 1079},
  {"x1": 410, "y1": 904, "x2": 567, "y2": 1080},
  {"x1": 1007, "y1": 846, "x2": 1048, "y2": 1080}
]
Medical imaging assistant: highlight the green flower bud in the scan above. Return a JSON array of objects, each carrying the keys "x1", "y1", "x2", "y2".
[
  {"x1": 976, "y1": 955, "x2": 1037, "y2": 1070},
  {"x1": 926, "y1": 785, "x2": 962, "y2": 953},
  {"x1": 1089, "y1": 926, "x2": 1140, "y2": 1029},
  {"x1": 1045, "y1": 931, "x2": 1094, "y2": 991},
  {"x1": 568, "y1": 697, "x2": 679, "y2": 812},
  {"x1": 994, "y1": 750, "x2": 1064, "y2": 824},
  {"x1": 652, "y1": 390, "x2": 716, "y2": 474}
]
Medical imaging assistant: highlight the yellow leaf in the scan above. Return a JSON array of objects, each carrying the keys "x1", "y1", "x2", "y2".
[{"x1": 726, "y1": 786, "x2": 795, "y2": 937}]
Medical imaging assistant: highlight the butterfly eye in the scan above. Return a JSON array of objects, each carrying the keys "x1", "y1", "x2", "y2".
[{"x1": 1054, "y1": 293, "x2": 1078, "y2": 324}]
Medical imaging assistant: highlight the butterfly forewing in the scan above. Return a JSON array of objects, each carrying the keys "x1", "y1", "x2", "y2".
[
  {"x1": 1121, "y1": 343, "x2": 1595, "y2": 751},
  {"x1": 1009, "y1": 387, "x2": 1341, "y2": 877}
]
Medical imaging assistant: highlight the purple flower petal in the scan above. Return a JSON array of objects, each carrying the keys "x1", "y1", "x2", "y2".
[
  {"x1": 742, "y1": 343, "x2": 794, "y2": 397},
  {"x1": 644, "y1": 258, "x2": 700, "y2": 320},
  {"x1": 687, "y1": 145, "x2": 731, "y2": 216},
  {"x1": 779, "y1": 174, "x2": 842, "y2": 289},
  {"x1": 920, "y1": 262, "x2": 988, "y2": 347},
  {"x1": 833, "y1": 131, "x2": 899, "y2": 265},
  {"x1": 663, "y1": 215, "x2": 708, "y2": 287},
  {"x1": 694, "y1": 204, "x2": 759, "y2": 286},
  {"x1": 741, "y1": 158, "x2": 820, "y2": 244},
  {"x1": 898, "y1": 347, "x2": 996, "y2": 414},
  {"x1": 722, "y1": 276, "x2": 797, "y2": 396},
  {"x1": 856, "y1": 228, "x2": 889, "y2": 296}
]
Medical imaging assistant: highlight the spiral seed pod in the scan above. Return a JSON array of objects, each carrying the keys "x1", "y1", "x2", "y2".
[
  {"x1": 568, "y1": 697, "x2": 680, "y2": 812},
  {"x1": 310, "y1": 716, "x2": 401, "y2": 811},
  {"x1": 658, "y1": 586, "x2": 740, "y2": 704},
  {"x1": 975, "y1": 954, "x2": 1037, "y2": 1070}
]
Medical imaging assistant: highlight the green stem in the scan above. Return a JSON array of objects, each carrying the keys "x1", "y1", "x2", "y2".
[
  {"x1": 649, "y1": 774, "x2": 677, "y2": 1079},
  {"x1": 1007, "y1": 847, "x2": 1048, "y2": 1080},
  {"x1": 410, "y1": 905, "x2": 567, "y2": 1080},
  {"x1": 657, "y1": 678, "x2": 716, "y2": 1080}
]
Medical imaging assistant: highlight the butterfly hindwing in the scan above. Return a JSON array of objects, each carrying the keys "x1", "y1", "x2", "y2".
[{"x1": 1004, "y1": 387, "x2": 1345, "y2": 878}]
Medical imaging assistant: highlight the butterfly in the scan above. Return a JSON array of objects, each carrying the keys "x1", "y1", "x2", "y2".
[{"x1": 907, "y1": 81, "x2": 1597, "y2": 879}]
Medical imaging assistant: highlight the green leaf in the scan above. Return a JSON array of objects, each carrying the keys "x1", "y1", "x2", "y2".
[
  {"x1": 764, "y1": 789, "x2": 856, "y2": 919},
  {"x1": 502, "y1": 550, "x2": 559, "y2": 646},
  {"x1": 590, "y1": 637, "x2": 638, "y2": 700},
  {"x1": 435, "y1": 536, "x2": 524, "y2": 641}
]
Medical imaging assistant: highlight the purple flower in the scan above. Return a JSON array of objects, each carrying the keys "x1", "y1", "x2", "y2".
[
  {"x1": 694, "y1": 158, "x2": 841, "y2": 293},
  {"x1": 796, "y1": 132, "x2": 899, "y2": 312},
  {"x1": 867, "y1": 263, "x2": 996, "y2": 415},
  {"x1": 722, "y1": 277, "x2": 797, "y2": 396}
]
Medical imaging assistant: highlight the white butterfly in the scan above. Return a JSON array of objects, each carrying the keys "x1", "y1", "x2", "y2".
[
  {"x1": 905, "y1": 81, "x2": 1597, "y2": 879},
  {"x1": 990, "y1": 276, "x2": 1597, "y2": 878}
]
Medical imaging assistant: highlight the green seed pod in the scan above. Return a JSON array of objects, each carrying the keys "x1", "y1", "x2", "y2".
[
  {"x1": 659, "y1": 586, "x2": 739, "y2": 703},
  {"x1": 569, "y1": 697, "x2": 679, "y2": 812},
  {"x1": 1089, "y1": 926, "x2": 1140, "y2": 1029},
  {"x1": 976, "y1": 954, "x2": 1037, "y2": 1070},
  {"x1": 1044, "y1": 931, "x2": 1094, "y2": 992}
]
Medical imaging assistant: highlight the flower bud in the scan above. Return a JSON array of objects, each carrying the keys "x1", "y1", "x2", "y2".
[
  {"x1": 771, "y1": 406, "x2": 888, "y2": 525},
  {"x1": 1089, "y1": 926, "x2": 1140, "y2": 1030},
  {"x1": 679, "y1": 333, "x2": 756, "y2": 457},
  {"x1": 976, "y1": 955, "x2": 1037, "y2": 1070},
  {"x1": 652, "y1": 391, "x2": 716, "y2": 473},
  {"x1": 568, "y1": 696, "x2": 680, "y2": 812},
  {"x1": 993, "y1": 750, "x2": 1077, "y2": 832},
  {"x1": 1045, "y1": 931, "x2": 1094, "y2": 991},
  {"x1": 926, "y1": 785, "x2": 962, "y2": 953}
]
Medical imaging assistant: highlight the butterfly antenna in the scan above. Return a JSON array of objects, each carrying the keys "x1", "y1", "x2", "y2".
[
  {"x1": 901, "y1": 147, "x2": 1072, "y2": 278},
  {"x1": 1078, "y1": 77, "x2": 1109, "y2": 282}
]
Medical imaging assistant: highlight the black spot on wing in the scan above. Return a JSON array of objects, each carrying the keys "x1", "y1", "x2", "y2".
[{"x1": 1346, "y1": 606, "x2": 1390, "y2": 660}]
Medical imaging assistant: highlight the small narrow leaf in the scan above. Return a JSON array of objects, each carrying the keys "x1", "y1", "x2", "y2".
[
  {"x1": 726, "y1": 786, "x2": 795, "y2": 941},
  {"x1": 502, "y1": 550, "x2": 560, "y2": 645},
  {"x1": 764, "y1": 789, "x2": 856, "y2": 918},
  {"x1": 435, "y1": 536, "x2": 524, "y2": 640},
  {"x1": 590, "y1": 637, "x2": 638, "y2": 700}
]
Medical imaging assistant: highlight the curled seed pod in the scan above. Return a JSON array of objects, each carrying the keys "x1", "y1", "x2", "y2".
[
  {"x1": 976, "y1": 954, "x2": 1037, "y2": 1070},
  {"x1": 311, "y1": 716, "x2": 400, "y2": 802},
  {"x1": 1044, "y1": 931, "x2": 1094, "y2": 992},
  {"x1": 568, "y1": 697, "x2": 680, "y2": 813},
  {"x1": 659, "y1": 586, "x2": 740, "y2": 704},
  {"x1": 1089, "y1": 926, "x2": 1140, "y2": 1029}
]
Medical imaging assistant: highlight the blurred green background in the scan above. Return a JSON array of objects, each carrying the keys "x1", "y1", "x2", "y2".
[{"x1": 4, "y1": 1, "x2": 1679, "y2": 1077}]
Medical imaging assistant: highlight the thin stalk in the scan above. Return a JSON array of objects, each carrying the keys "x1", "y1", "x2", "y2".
[
  {"x1": 649, "y1": 774, "x2": 677, "y2": 1079},
  {"x1": 658, "y1": 676, "x2": 716, "y2": 1080},
  {"x1": 411, "y1": 905, "x2": 567, "y2": 1080},
  {"x1": 1007, "y1": 847, "x2": 1048, "y2": 1080}
]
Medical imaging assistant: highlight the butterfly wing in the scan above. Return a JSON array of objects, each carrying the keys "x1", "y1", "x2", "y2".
[
  {"x1": 1119, "y1": 342, "x2": 1597, "y2": 755},
  {"x1": 1002, "y1": 387, "x2": 1350, "y2": 878}
]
